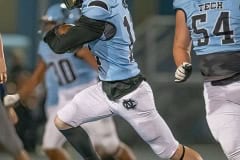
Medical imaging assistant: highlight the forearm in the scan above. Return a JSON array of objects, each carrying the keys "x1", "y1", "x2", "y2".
[
  {"x1": 18, "y1": 59, "x2": 46, "y2": 101},
  {"x1": 173, "y1": 10, "x2": 192, "y2": 67},
  {"x1": 0, "y1": 34, "x2": 4, "y2": 57},
  {"x1": 0, "y1": 58, "x2": 7, "y2": 72},
  {"x1": 18, "y1": 77, "x2": 42, "y2": 101},
  {"x1": 44, "y1": 16, "x2": 105, "y2": 54},
  {"x1": 0, "y1": 35, "x2": 7, "y2": 71},
  {"x1": 75, "y1": 48, "x2": 98, "y2": 70},
  {"x1": 173, "y1": 47, "x2": 191, "y2": 67}
]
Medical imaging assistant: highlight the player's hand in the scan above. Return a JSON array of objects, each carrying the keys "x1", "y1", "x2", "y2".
[
  {"x1": 174, "y1": 62, "x2": 192, "y2": 83},
  {"x1": 4, "y1": 93, "x2": 20, "y2": 107}
]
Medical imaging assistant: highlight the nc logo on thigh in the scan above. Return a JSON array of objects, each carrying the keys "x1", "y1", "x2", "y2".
[{"x1": 122, "y1": 99, "x2": 137, "y2": 110}]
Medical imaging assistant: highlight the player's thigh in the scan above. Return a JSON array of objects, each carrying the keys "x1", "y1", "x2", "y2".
[
  {"x1": 57, "y1": 82, "x2": 113, "y2": 127},
  {"x1": 115, "y1": 81, "x2": 178, "y2": 158},
  {"x1": 58, "y1": 80, "x2": 98, "y2": 105},
  {"x1": 43, "y1": 107, "x2": 66, "y2": 149},
  {"x1": 205, "y1": 83, "x2": 240, "y2": 158},
  {"x1": 83, "y1": 117, "x2": 120, "y2": 154},
  {"x1": 0, "y1": 104, "x2": 23, "y2": 156},
  {"x1": 206, "y1": 102, "x2": 240, "y2": 158}
]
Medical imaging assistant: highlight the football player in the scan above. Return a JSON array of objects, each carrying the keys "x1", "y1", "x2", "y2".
[
  {"x1": 0, "y1": 34, "x2": 30, "y2": 160},
  {"x1": 0, "y1": 34, "x2": 7, "y2": 84},
  {"x1": 173, "y1": 0, "x2": 240, "y2": 159},
  {"x1": 4, "y1": 3, "x2": 135, "y2": 160},
  {"x1": 42, "y1": 0, "x2": 203, "y2": 160}
]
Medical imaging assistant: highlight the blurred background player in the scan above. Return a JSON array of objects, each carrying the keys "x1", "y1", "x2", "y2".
[
  {"x1": 43, "y1": 0, "x2": 203, "y2": 160},
  {"x1": 4, "y1": 3, "x2": 136, "y2": 160},
  {"x1": 173, "y1": 0, "x2": 240, "y2": 159},
  {"x1": 0, "y1": 34, "x2": 7, "y2": 84},
  {"x1": 0, "y1": 34, "x2": 30, "y2": 160}
]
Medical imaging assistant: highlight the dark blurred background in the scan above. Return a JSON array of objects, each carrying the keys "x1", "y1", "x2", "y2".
[{"x1": 0, "y1": 0, "x2": 226, "y2": 159}]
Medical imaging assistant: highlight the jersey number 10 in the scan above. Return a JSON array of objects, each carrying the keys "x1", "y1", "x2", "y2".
[{"x1": 49, "y1": 59, "x2": 76, "y2": 86}]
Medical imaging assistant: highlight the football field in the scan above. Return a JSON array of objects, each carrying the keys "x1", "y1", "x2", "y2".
[{"x1": 0, "y1": 144, "x2": 227, "y2": 160}]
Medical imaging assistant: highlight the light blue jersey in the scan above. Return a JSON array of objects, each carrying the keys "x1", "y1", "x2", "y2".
[
  {"x1": 81, "y1": 0, "x2": 140, "y2": 81},
  {"x1": 44, "y1": 65, "x2": 59, "y2": 107},
  {"x1": 173, "y1": 0, "x2": 240, "y2": 55},
  {"x1": 37, "y1": 40, "x2": 97, "y2": 107}
]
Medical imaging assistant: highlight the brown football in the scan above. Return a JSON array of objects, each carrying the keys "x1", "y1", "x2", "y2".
[{"x1": 56, "y1": 24, "x2": 74, "y2": 35}]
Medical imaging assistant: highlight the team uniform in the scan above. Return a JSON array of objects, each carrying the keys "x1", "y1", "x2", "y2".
[
  {"x1": 174, "y1": 0, "x2": 240, "y2": 159},
  {"x1": 0, "y1": 84, "x2": 24, "y2": 157},
  {"x1": 38, "y1": 40, "x2": 120, "y2": 153},
  {"x1": 56, "y1": 0, "x2": 179, "y2": 158}
]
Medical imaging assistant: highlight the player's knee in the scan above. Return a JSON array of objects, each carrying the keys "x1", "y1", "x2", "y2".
[
  {"x1": 42, "y1": 143, "x2": 60, "y2": 151},
  {"x1": 146, "y1": 135, "x2": 179, "y2": 159},
  {"x1": 43, "y1": 148, "x2": 55, "y2": 155},
  {"x1": 95, "y1": 146, "x2": 118, "y2": 157},
  {"x1": 95, "y1": 139, "x2": 120, "y2": 155},
  {"x1": 43, "y1": 148, "x2": 69, "y2": 160},
  {"x1": 54, "y1": 116, "x2": 71, "y2": 130}
]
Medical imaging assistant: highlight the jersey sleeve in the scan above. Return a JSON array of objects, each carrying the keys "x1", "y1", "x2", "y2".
[
  {"x1": 81, "y1": 0, "x2": 111, "y2": 20},
  {"x1": 173, "y1": 0, "x2": 195, "y2": 16},
  {"x1": 37, "y1": 40, "x2": 48, "y2": 61},
  {"x1": 173, "y1": 0, "x2": 194, "y2": 21},
  {"x1": 173, "y1": 0, "x2": 189, "y2": 11}
]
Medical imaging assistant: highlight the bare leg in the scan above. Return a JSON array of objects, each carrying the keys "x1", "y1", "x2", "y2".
[
  {"x1": 95, "y1": 142, "x2": 136, "y2": 160},
  {"x1": 55, "y1": 116, "x2": 101, "y2": 160},
  {"x1": 171, "y1": 144, "x2": 203, "y2": 160},
  {"x1": 113, "y1": 142, "x2": 136, "y2": 160},
  {"x1": 14, "y1": 150, "x2": 31, "y2": 160},
  {"x1": 45, "y1": 148, "x2": 71, "y2": 160}
]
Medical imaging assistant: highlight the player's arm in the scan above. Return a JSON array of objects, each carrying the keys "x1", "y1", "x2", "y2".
[
  {"x1": 4, "y1": 57, "x2": 46, "y2": 106},
  {"x1": 173, "y1": 10, "x2": 192, "y2": 83},
  {"x1": 0, "y1": 34, "x2": 7, "y2": 83},
  {"x1": 75, "y1": 47, "x2": 98, "y2": 70},
  {"x1": 0, "y1": 84, "x2": 18, "y2": 124},
  {"x1": 173, "y1": 10, "x2": 191, "y2": 66},
  {"x1": 6, "y1": 107, "x2": 19, "y2": 124},
  {"x1": 18, "y1": 57, "x2": 46, "y2": 100},
  {"x1": 44, "y1": 16, "x2": 105, "y2": 54}
]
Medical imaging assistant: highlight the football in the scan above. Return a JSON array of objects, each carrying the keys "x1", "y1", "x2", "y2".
[{"x1": 55, "y1": 24, "x2": 74, "y2": 35}]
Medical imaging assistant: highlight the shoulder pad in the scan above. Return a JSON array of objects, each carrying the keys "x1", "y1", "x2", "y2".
[
  {"x1": 89, "y1": 1, "x2": 109, "y2": 11},
  {"x1": 82, "y1": 0, "x2": 111, "y2": 20}
]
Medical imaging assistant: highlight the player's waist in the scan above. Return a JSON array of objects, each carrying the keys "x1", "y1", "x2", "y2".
[
  {"x1": 101, "y1": 73, "x2": 146, "y2": 101},
  {"x1": 99, "y1": 68, "x2": 140, "y2": 81},
  {"x1": 210, "y1": 72, "x2": 240, "y2": 86},
  {"x1": 199, "y1": 51, "x2": 240, "y2": 83},
  {"x1": 194, "y1": 46, "x2": 240, "y2": 56}
]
